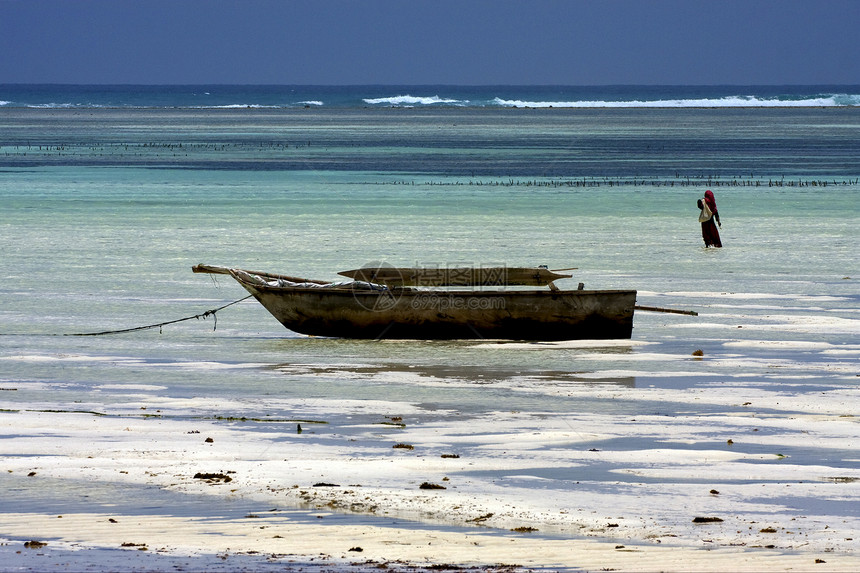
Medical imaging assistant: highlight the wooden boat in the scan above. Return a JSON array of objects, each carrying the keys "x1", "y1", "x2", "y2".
[{"x1": 192, "y1": 264, "x2": 637, "y2": 341}]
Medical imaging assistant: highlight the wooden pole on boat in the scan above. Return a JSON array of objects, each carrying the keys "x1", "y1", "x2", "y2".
[
  {"x1": 192, "y1": 264, "x2": 329, "y2": 285},
  {"x1": 192, "y1": 264, "x2": 232, "y2": 275},
  {"x1": 634, "y1": 305, "x2": 698, "y2": 316}
]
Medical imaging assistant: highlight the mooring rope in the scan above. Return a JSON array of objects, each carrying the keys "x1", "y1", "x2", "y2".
[{"x1": 57, "y1": 294, "x2": 254, "y2": 337}]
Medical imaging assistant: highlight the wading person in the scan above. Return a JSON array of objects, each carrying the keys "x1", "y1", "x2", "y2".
[{"x1": 697, "y1": 189, "x2": 722, "y2": 248}]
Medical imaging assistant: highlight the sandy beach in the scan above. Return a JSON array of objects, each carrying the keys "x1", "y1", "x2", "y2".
[{"x1": 3, "y1": 348, "x2": 859, "y2": 571}]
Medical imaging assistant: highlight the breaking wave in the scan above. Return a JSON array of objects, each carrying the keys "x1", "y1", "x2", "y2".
[
  {"x1": 492, "y1": 94, "x2": 860, "y2": 108},
  {"x1": 3, "y1": 86, "x2": 858, "y2": 109},
  {"x1": 363, "y1": 95, "x2": 466, "y2": 106}
]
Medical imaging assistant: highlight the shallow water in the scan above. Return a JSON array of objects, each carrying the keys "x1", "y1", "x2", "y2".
[
  {"x1": 2, "y1": 105, "x2": 858, "y2": 412},
  {"x1": 1, "y1": 103, "x2": 858, "y2": 562}
]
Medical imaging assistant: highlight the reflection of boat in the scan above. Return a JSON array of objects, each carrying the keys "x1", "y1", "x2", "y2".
[
  {"x1": 275, "y1": 361, "x2": 638, "y2": 388},
  {"x1": 192, "y1": 264, "x2": 637, "y2": 341}
]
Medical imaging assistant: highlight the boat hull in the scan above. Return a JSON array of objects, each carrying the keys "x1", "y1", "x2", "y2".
[{"x1": 234, "y1": 278, "x2": 636, "y2": 340}]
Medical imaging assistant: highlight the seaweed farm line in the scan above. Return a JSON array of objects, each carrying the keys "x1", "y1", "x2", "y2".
[{"x1": 378, "y1": 176, "x2": 860, "y2": 188}]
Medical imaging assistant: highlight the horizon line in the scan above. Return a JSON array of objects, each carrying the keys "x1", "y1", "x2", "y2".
[{"x1": 3, "y1": 82, "x2": 859, "y2": 88}]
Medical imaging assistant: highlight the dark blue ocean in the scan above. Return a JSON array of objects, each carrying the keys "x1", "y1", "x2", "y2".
[{"x1": 2, "y1": 84, "x2": 859, "y2": 109}]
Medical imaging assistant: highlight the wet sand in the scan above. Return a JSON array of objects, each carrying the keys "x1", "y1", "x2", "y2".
[{"x1": 2, "y1": 379, "x2": 859, "y2": 571}]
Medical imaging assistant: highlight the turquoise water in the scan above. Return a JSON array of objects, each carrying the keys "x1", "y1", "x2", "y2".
[
  {"x1": 1, "y1": 98, "x2": 858, "y2": 552},
  {"x1": 1, "y1": 104, "x2": 857, "y2": 405}
]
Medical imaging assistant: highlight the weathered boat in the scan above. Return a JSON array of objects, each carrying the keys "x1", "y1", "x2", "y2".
[{"x1": 192, "y1": 264, "x2": 638, "y2": 341}]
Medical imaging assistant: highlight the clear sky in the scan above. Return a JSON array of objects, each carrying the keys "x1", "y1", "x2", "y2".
[{"x1": 2, "y1": 0, "x2": 858, "y2": 85}]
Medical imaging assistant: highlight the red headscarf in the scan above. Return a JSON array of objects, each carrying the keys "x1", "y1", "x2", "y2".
[{"x1": 704, "y1": 190, "x2": 717, "y2": 214}]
